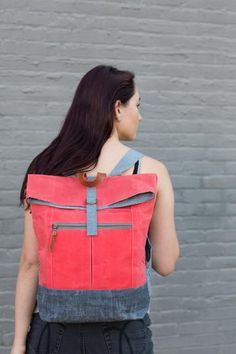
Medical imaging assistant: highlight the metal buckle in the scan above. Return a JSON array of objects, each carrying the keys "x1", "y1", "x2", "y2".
[{"x1": 86, "y1": 199, "x2": 97, "y2": 205}]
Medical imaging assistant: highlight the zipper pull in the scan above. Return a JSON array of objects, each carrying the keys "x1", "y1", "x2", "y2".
[{"x1": 50, "y1": 224, "x2": 58, "y2": 252}]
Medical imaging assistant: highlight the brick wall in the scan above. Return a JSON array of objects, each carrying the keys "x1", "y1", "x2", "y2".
[{"x1": 0, "y1": 1, "x2": 236, "y2": 353}]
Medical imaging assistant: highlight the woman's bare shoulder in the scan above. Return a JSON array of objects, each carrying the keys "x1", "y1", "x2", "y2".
[
  {"x1": 141, "y1": 155, "x2": 168, "y2": 174},
  {"x1": 141, "y1": 155, "x2": 171, "y2": 193}
]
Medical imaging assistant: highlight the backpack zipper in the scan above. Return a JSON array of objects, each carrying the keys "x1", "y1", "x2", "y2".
[{"x1": 50, "y1": 222, "x2": 132, "y2": 252}]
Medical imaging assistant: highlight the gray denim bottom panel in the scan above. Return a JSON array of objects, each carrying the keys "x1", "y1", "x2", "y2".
[{"x1": 37, "y1": 282, "x2": 150, "y2": 323}]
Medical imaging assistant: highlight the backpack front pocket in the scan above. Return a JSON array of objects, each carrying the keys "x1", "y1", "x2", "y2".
[
  {"x1": 50, "y1": 210, "x2": 134, "y2": 290},
  {"x1": 50, "y1": 222, "x2": 132, "y2": 252}
]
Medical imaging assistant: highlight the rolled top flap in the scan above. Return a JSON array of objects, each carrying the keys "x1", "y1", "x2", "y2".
[{"x1": 26, "y1": 173, "x2": 158, "y2": 207}]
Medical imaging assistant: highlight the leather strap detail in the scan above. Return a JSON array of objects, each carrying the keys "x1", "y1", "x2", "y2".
[{"x1": 77, "y1": 172, "x2": 107, "y2": 187}]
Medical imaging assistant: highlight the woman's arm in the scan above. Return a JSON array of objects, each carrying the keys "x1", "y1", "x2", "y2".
[
  {"x1": 148, "y1": 160, "x2": 180, "y2": 276},
  {"x1": 11, "y1": 202, "x2": 39, "y2": 354}
]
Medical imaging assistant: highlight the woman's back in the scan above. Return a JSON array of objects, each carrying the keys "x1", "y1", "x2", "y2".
[{"x1": 78, "y1": 139, "x2": 160, "y2": 181}]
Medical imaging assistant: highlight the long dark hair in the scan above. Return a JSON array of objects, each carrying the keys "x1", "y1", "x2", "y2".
[{"x1": 19, "y1": 64, "x2": 135, "y2": 210}]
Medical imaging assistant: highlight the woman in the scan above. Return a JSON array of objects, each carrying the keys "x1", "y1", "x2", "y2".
[{"x1": 11, "y1": 64, "x2": 180, "y2": 354}]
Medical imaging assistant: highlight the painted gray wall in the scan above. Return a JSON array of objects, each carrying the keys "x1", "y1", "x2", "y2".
[{"x1": 0, "y1": 1, "x2": 236, "y2": 353}]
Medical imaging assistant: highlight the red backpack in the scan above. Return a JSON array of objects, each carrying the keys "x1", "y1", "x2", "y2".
[{"x1": 25, "y1": 149, "x2": 157, "y2": 322}]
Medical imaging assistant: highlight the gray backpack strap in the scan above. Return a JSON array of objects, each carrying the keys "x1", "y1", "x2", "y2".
[{"x1": 108, "y1": 149, "x2": 144, "y2": 176}]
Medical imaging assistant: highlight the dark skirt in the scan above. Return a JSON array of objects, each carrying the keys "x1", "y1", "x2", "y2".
[{"x1": 25, "y1": 312, "x2": 154, "y2": 354}]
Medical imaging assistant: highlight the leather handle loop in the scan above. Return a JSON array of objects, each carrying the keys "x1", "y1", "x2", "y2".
[{"x1": 77, "y1": 172, "x2": 107, "y2": 187}]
